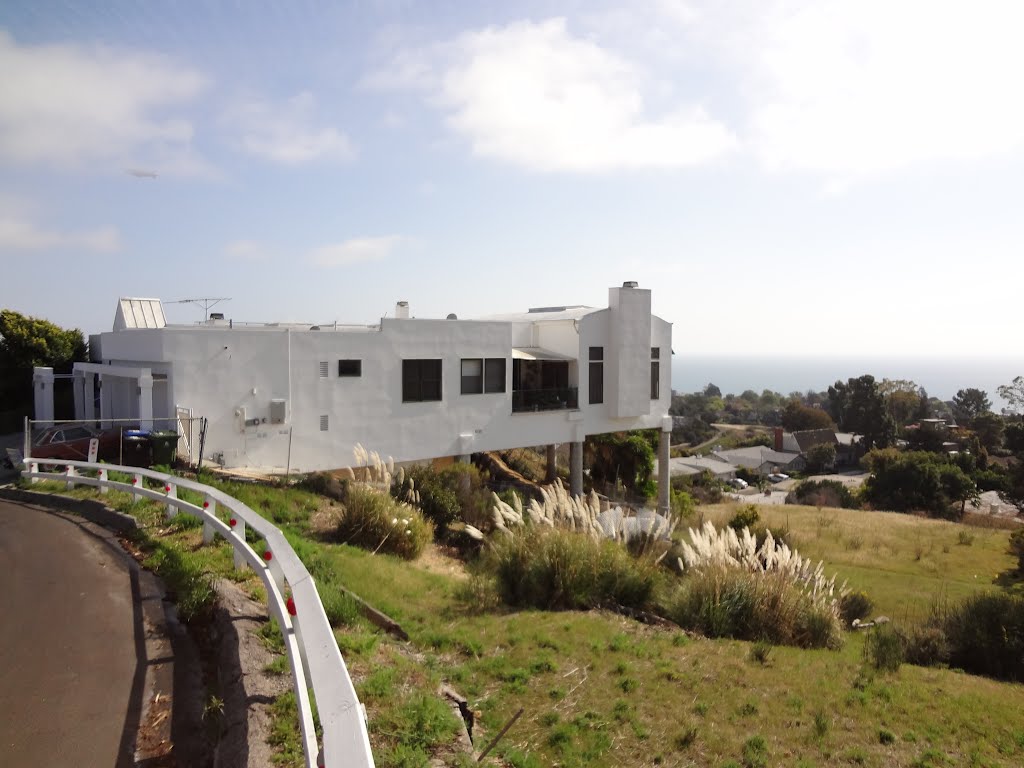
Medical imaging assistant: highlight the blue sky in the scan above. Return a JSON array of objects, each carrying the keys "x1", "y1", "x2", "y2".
[{"x1": 1, "y1": 0, "x2": 1023, "y2": 363}]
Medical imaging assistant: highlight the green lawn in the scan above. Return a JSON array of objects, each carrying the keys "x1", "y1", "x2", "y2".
[{"x1": 21, "y1": 477, "x2": 1024, "y2": 768}]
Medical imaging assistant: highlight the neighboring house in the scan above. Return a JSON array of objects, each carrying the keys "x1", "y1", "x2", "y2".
[
  {"x1": 713, "y1": 446, "x2": 805, "y2": 476},
  {"x1": 834, "y1": 432, "x2": 862, "y2": 466},
  {"x1": 662, "y1": 454, "x2": 738, "y2": 480},
  {"x1": 35, "y1": 283, "x2": 672, "y2": 495}
]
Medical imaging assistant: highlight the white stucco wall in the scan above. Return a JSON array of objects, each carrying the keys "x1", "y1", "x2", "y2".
[{"x1": 93, "y1": 286, "x2": 673, "y2": 472}]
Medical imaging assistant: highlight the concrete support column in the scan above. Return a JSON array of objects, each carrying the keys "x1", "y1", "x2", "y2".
[
  {"x1": 545, "y1": 444, "x2": 557, "y2": 483},
  {"x1": 83, "y1": 373, "x2": 96, "y2": 422},
  {"x1": 569, "y1": 441, "x2": 583, "y2": 497},
  {"x1": 98, "y1": 375, "x2": 110, "y2": 428},
  {"x1": 138, "y1": 372, "x2": 154, "y2": 430},
  {"x1": 658, "y1": 416, "x2": 672, "y2": 517},
  {"x1": 72, "y1": 370, "x2": 85, "y2": 420},
  {"x1": 32, "y1": 367, "x2": 55, "y2": 424}
]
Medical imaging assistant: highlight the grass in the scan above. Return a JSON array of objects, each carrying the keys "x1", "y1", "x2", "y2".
[{"x1": 20, "y1": 474, "x2": 1024, "y2": 768}]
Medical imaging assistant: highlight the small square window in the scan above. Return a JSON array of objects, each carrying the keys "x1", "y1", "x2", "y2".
[
  {"x1": 589, "y1": 346, "x2": 603, "y2": 361},
  {"x1": 651, "y1": 347, "x2": 660, "y2": 359}
]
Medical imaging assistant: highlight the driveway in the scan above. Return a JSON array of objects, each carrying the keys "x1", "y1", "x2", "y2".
[{"x1": 0, "y1": 498, "x2": 181, "y2": 765}]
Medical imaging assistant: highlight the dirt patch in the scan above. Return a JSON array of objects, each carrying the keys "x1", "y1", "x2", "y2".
[{"x1": 409, "y1": 543, "x2": 470, "y2": 581}]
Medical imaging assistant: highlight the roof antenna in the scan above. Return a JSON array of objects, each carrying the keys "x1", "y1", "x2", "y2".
[{"x1": 168, "y1": 297, "x2": 232, "y2": 320}]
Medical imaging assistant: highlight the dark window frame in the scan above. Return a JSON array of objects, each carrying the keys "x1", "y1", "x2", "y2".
[
  {"x1": 403, "y1": 359, "x2": 443, "y2": 403},
  {"x1": 338, "y1": 359, "x2": 362, "y2": 377},
  {"x1": 484, "y1": 357, "x2": 506, "y2": 393},
  {"x1": 461, "y1": 358, "x2": 483, "y2": 394},
  {"x1": 589, "y1": 346, "x2": 604, "y2": 405}
]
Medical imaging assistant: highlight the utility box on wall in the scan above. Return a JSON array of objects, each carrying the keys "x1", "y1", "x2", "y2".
[{"x1": 270, "y1": 398, "x2": 287, "y2": 425}]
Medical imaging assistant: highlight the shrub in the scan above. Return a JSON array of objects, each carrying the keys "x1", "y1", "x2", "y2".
[
  {"x1": 299, "y1": 471, "x2": 348, "y2": 502},
  {"x1": 839, "y1": 591, "x2": 874, "y2": 627},
  {"x1": 902, "y1": 625, "x2": 950, "y2": 667},
  {"x1": 1010, "y1": 529, "x2": 1024, "y2": 573},
  {"x1": 939, "y1": 593, "x2": 1024, "y2": 681},
  {"x1": 728, "y1": 505, "x2": 760, "y2": 532},
  {"x1": 864, "y1": 624, "x2": 903, "y2": 672},
  {"x1": 788, "y1": 479, "x2": 859, "y2": 509},
  {"x1": 664, "y1": 567, "x2": 843, "y2": 649},
  {"x1": 331, "y1": 485, "x2": 432, "y2": 560},
  {"x1": 481, "y1": 527, "x2": 662, "y2": 611}
]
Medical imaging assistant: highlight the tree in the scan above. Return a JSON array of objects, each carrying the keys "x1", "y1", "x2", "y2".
[
  {"x1": 952, "y1": 388, "x2": 992, "y2": 425},
  {"x1": 781, "y1": 401, "x2": 836, "y2": 432},
  {"x1": 703, "y1": 383, "x2": 722, "y2": 398},
  {"x1": 971, "y1": 412, "x2": 1005, "y2": 451},
  {"x1": 997, "y1": 376, "x2": 1024, "y2": 415},
  {"x1": 804, "y1": 442, "x2": 837, "y2": 474},
  {"x1": 585, "y1": 432, "x2": 656, "y2": 496},
  {"x1": 862, "y1": 449, "x2": 977, "y2": 518},
  {"x1": 827, "y1": 375, "x2": 896, "y2": 451},
  {"x1": 1005, "y1": 422, "x2": 1024, "y2": 454},
  {"x1": 0, "y1": 309, "x2": 88, "y2": 431}
]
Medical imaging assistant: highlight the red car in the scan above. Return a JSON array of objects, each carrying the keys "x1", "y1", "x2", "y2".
[{"x1": 31, "y1": 426, "x2": 124, "y2": 462}]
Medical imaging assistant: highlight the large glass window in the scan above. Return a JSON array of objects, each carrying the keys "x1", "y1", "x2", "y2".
[
  {"x1": 589, "y1": 346, "x2": 604, "y2": 404},
  {"x1": 485, "y1": 358, "x2": 506, "y2": 393},
  {"x1": 403, "y1": 359, "x2": 442, "y2": 402}
]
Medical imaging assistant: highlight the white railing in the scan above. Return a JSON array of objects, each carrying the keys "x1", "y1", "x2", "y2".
[{"x1": 21, "y1": 458, "x2": 375, "y2": 768}]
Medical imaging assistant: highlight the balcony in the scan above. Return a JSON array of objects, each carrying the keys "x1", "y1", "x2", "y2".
[{"x1": 512, "y1": 387, "x2": 578, "y2": 413}]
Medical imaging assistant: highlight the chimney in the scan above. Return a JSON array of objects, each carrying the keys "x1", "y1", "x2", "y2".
[
  {"x1": 395, "y1": 301, "x2": 409, "y2": 319},
  {"x1": 774, "y1": 427, "x2": 784, "y2": 452}
]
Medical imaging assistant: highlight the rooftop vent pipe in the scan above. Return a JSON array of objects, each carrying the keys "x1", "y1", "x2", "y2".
[
  {"x1": 622, "y1": 281, "x2": 639, "y2": 288},
  {"x1": 395, "y1": 301, "x2": 410, "y2": 319}
]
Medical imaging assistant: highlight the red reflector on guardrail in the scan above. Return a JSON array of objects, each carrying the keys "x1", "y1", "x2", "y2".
[
  {"x1": 287, "y1": 597, "x2": 296, "y2": 616},
  {"x1": 164, "y1": 484, "x2": 171, "y2": 492},
  {"x1": 229, "y1": 518, "x2": 237, "y2": 527},
  {"x1": 263, "y1": 550, "x2": 273, "y2": 562},
  {"x1": 203, "y1": 501, "x2": 210, "y2": 508}
]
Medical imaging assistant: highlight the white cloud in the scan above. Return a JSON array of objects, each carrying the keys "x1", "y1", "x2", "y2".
[
  {"x1": 0, "y1": 30, "x2": 207, "y2": 172},
  {"x1": 225, "y1": 92, "x2": 354, "y2": 165},
  {"x1": 742, "y1": 0, "x2": 1024, "y2": 176},
  {"x1": 309, "y1": 235, "x2": 404, "y2": 267},
  {"x1": 0, "y1": 215, "x2": 121, "y2": 252},
  {"x1": 370, "y1": 18, "x2": 736, "y2": 172}
]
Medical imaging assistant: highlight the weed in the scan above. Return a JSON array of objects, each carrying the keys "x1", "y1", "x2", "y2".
[
  {"x1": 957, "y1": 530, "x2": 975, "y2": 546},
  {"x1": 748, "y1": 640, "x2": 773, "y2": 666},
  {"x1": 738, "y1": 701, "x2": 759, "y2": 717},
  {"x1": 742, "y1": 735, "x2": 769, "y2": 768},
  {"x1": 812, "y1": 710, "x2": 829, "y2": 740},
  {"x1": 839, "y1": 591, "x2": 874, "y2": 627},
  {"x1": 693, "y1": 701, "x2": 709, "y2": 717},
  {"x1": 263, "y1": 655, "x2": 288, "y2": 676},
  {"x1": 864, "y1": 624, "x2": 903, "y2": 673},
  {"x1": 879, "y1": 728, "x2": 896, "y2": 745},
  {"x1": 618, "y1": 677, "x2": 639, "y2": 693},
  {"x1": 540, "y1": 711, "x2": 560, "y2": 727},
  {"x1": 673, "y1": 725, "x2": 698, "y2": 750},
  {"x1": 845, "y1": 535, "x2": 864, "y2": 551}
]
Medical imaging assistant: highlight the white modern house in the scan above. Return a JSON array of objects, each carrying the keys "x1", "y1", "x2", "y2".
[{"x1": 36, "y1": 282, "x2": 673, "y2": 509}]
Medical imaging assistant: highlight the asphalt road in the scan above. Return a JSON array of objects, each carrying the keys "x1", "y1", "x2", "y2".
[{"x1": 0, "y1": 499, "x2": 145, "y2": 766}]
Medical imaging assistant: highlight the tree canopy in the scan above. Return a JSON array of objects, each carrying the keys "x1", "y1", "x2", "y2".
[
  {"x1": 781, "y1": 401, "x2": 836, "y2": 432},
  {"x1": 997, "y1": 376, "x2": 1024, "y2": 415},
  {"x1": 827, "y1": 375, "x2": 896, "y2": 451},
  {"x1": 0, "y1": 309, "x2": 87, "y2": 372},
  {"x1": 952, "y1": 388, "x2": 992, "y2": 425}
]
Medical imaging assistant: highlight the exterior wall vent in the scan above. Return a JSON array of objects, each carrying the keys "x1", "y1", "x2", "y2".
[
  {"x1": 319, "y1": 361, "x2": 329, "y2": 378},
  {"x1": 270, "y1": 399, "x2": 286, "y2": 424},
  {"x1": 319, "y1": 414, "x2": 329, "y2": 431}
]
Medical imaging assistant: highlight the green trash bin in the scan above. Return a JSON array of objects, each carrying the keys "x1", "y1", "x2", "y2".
[{"x1": 150, "y1": 431, "x2": 179, "y2": 466}]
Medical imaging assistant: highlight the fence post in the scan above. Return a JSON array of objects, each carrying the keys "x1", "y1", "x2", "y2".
[
  {"x1": 29, "y1": 461, "x2": 39, "y2": 483},
  {"x1": 263, "y1": 546, "x2": 286, "y2": 594},
  {"x1": 98, "y1": 467, "x2": 108, "y2": 494},
  {"x1": 164, "y1": 481, "x2": 177, "y2": 518},
  {"x1": 287, "y1": 597, "x2": 315, "y2": 695},
  {"x1": 230, "y1": 517, "x2": 248, "y2": 570},
  {"x1": 23, "y1": 416, "x2": 31, "y2": 462},
  {"x1": 202, "y1": 497, "x2": 217, "y2": 544},
  {"x1": 133, "y1": 473, "x2": 144, "y2": 502},
  {"x1": 65, "y1": 464, "x2": 76, "y2": 490}
]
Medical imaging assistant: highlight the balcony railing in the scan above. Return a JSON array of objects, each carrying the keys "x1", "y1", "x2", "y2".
[{"x1": 512, "y1": 387, "x2": 578, "y2": 413}]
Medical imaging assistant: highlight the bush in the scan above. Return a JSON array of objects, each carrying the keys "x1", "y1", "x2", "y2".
[
  {"x1": 839, "y1": 591, "x2": 873, "y2": 627},
  {"x1": 331, "y1": 485, "x2": 432, "y2": 560},
  {"x1": 864, "y1": 624, "x2": 904, "y2": 672},
  {"x1": 902, "y1": 625, "x2": 950, "y2": 667},
  {"x1": 664, "y1": 567, "x2": 843, "y2": 649},
  {"x1": 728, "y1": 505, "x2": 760, "y2": 532},
  {"x1": 481, "y1": 527, "x2": 662, "y2": 611},
  {"x1": 299, "y1": 471, "x2": 348, "y2": 502},
  {"x1": 787, "y1": 479, "x2": 859, "y2": 509},
  {"x1": 1010, "y1": 529, "x2": 1024, "y2": 573},
  {"x1": 939, "y1": 593, "x2": 1024, "y2": 681},
  {"x1": 404, "y1": 463, "x2": 493, "y2": 534}
]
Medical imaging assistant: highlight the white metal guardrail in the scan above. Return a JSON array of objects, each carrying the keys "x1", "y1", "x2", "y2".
[{"x1": 21, "y1": 457, "x2": 375, "y2": 768}]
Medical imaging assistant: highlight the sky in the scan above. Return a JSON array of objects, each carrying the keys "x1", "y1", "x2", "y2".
[{"x1": 1, "y1": 0, "x2": 1023, "y2": 365}]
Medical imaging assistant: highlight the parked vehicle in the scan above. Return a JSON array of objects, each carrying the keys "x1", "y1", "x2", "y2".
[
  {"x1": 727, "y1": 478, "x2": 749, "y2": 490},
  {"x1": 767, "y1": 473, "x2": 790, "y2": 483},
  {"x1": 31, "y1": 426, "x2": 124, "y2": 462}
]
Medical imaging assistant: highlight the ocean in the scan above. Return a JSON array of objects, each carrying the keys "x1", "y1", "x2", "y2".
[{"x1": 670, "y1": 356, "x2": 1023, "y2": 409}]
